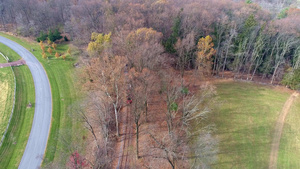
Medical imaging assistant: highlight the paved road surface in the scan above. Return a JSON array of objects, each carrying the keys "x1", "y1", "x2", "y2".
[{"x1": 0, "y1": 36, "x2": 52, "y2": 169}]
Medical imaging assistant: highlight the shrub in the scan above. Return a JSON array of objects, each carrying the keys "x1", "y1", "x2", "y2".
[
  {"x1": 245, "y1": 0, "x2": 252, "y2": 4},
  {"x1": 64, "y1": 36, "x2": 69, "y2": 41},
  {"x1": 48, "y1": 29, "x2": 63, "y2": 42},
  {"x1": 53, "y1": 29, "x2": 62, "y2": 41},
  {"x1": 55, "y1": 52, "x2": 60, "y2": 59},
  {"x1": 281, "y1": 68, "x2": 300, "y2": 90},
  {"x1": 36, "y1": 31, "x2": 48, "y2": 42},
  {"x1": 278, "y1": 8, "x2": 289, "y2": 19}
]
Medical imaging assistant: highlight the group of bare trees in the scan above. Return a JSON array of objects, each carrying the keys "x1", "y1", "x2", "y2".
[{"x1": 74, "y1": 23, "x2": 219, "y2": 167}]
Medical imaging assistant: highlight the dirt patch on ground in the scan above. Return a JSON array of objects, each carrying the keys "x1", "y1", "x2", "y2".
[{"x1": 269, "y1": 92, "x2": 299, "y2": 169}]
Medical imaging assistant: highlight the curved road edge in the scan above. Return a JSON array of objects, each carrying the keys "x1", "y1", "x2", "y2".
[{"x1": 0, "y1": 36, "x2": 52, "y2": 169}]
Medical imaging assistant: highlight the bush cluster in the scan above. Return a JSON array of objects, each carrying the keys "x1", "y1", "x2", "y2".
[
  {"x1": 36, "y1": 29, "x2": 62, "y2": 42},
  {"x1": 281, "y1": 68, "x2": 300, "y2": 90}
]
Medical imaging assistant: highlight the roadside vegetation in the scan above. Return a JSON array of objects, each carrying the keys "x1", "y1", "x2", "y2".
[
  {"x1": 0, "y1": 52, "x2": 14, "y2": 138},
  {"x1": 0, "y1": 44, "x2": 35, "y2": 169},
  {"x1": 0, "y1": 32, "x2": 83, "y2": 167}
]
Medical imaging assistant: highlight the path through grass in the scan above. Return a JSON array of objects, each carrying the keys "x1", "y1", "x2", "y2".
[
  {"x1": 277, "y1": 96, "x2": 300, "y2": 168},
  {"x1": 205, "y1": 82, "x2": 291, "y2": 168}
]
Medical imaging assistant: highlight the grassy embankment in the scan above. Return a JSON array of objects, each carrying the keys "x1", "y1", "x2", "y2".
[
  {"x1": 0, "y1": 50, "x2": 14, "y2": 138},
  {"x1": 0, "y1": 43, "x2": 35, "y2": 168},
  {"x1": 193, "y1": 81, "x2": 292, "y2": 168},
  {"x1": 278, "y1": 96, "x2": 300, "y2": 168},
  {"x1": 0, "y1": 32, "x2": 84, "y2": 166}
]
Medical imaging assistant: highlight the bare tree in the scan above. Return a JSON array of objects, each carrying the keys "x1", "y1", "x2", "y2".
[
  {"x1": 128, "y1": 67, "x2": 157, "y2": 158},
  {"x1": 221, "y1": 27, "x2": 237, "y2": 78},
  {"x1": 271, "y1": 34, "x2": 298, "y2": 84},
  {"x1": 175, "y1": 31, "x2": 196, "y2": 79},
  {"x1": 83, "y1": 55, "x2": 127, "y2": 137},
  {"x1": 125, "y1": 28, "x2": 165, "y2": 72},
  {"x1": 189, "y1": 127, "x2": 219, "y2": 169},
  {"x1": 160, "y1": 72, "x2": 181, "y2": 135}
]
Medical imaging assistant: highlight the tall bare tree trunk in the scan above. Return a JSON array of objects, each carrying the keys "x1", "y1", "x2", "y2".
[
  {"x1": 271, "y1": 63, "x2": 280, "y2": 84},
  {"x1": 114, "y1": 105, "x2": 119, "y2": 137},
  {"x1": 136, "y1": 122, "x2": 139, "y2": 159}
]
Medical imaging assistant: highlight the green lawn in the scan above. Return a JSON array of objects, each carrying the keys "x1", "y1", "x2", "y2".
[
  {"x1": 278, "y1": 97, "x2": 300, "y2": 168},
  {"x1": 0, "y1": 52, "x2": 14, "y2": 139},
  {"x1": 0, "y1": 42, "x2": 21, "y2": 61},
  {"x1": 0, "y1": 32, "x2": 84, "y2": 166},
  {"x1": 0, "y1": 44, "x2": 35, "y2": 168},
  {"x1": 201, "y1": 82, "x2": 292, "y2": 168}
]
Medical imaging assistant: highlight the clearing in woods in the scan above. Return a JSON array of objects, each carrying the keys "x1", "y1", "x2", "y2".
[{"x1": 201, "y1": 81, "x2": 295, "y2": 168}]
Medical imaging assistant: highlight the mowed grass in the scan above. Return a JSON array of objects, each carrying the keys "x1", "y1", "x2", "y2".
[
  {"x1": 0, "y1": 44, "x2": 35, "y2": 168},
  {"x1": 277, "y1": 96, "x2": 300, "y2": 168},
  {"x1": 206, "y1": 82, "x2": 291, "y2": 168},
  {"x1": 0, "y1": 32, "x2": 83, "y2": 166},
  {"x1": 0, "y1": 42, "x2": 21, "y2": 61},
  {"x1": 0, "y1": 54, "x2": 14, "y2": 138}
]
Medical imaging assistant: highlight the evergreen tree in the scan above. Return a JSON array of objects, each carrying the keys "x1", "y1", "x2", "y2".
[
  {"x1": 48, "y1": 30, "x2": 55, "y2": 42},
  {"x1": 53, "y1": 29, "x2": 62, "y2": 41},
  {"x1": 164, "y1": 13, "x2": 181, "y2": 53}
]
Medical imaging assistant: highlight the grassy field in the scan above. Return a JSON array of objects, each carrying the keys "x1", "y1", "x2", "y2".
[
  {"x1": 196, "y1": 81, "x2": 292, "y2": 168},
  {"x1": 0, "y1": 52, "x2": 14, "y2": 138},
  {"x1": 277, "y1": 97, "x2": 300, "y2": 168},
  {"x1": 0, "y1": 44, "x2": 35, "y2": 168},
  {"x1": 0, "y1": 32, "x2": 84, "y2": 166}
]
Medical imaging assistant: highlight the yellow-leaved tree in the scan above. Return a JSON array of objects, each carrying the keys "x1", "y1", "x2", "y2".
[
  {"x1": 196, "y1": 35, "x2": 216, "y2": 76},
  {"x1": 40, "y1": 42, "x2": 45, "y2": 53},
  {"x1": 52, "y1": 43, "x2": 57, "y2": 50},
  {"x1": 87, "y1": 32, "x2": 112, "y2": 57},
  {"x1": 47, "y1": 38, "x2": 52, "y2": 46},
  {"x1": 42, "y1": 52, "x2": 47, "y2": 59}
]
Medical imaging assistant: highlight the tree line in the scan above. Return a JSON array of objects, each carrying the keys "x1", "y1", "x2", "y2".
[{"x1": 1, "y1": 0, "x2": 299, "y2": 86}]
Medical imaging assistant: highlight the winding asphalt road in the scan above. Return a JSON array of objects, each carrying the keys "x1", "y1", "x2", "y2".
[{"x1": 0, "y1": 36, "x2": 52, "y2": 169}]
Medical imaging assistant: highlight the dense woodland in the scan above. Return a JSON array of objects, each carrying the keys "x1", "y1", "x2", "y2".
[
  {"x1": 1, "y1": 0, "x2": 300, "y2": 168},
  {"x1": 1, "y1": 0, "x2": 300, "y2": 86}
]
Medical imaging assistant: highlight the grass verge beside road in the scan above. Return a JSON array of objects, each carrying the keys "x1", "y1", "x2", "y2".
[
  {"x1": 0, "y1": 52, "x2": 14, "y2": 139},
  {"x1": 0, "y1": 32, "x2": 84, "y2": 166},
  {"x1": 0, "y1": 43, "x2": 21, "y2": 61},
  {"x1": 0, "y1": 44, "x2": 35, "y2": 168}
]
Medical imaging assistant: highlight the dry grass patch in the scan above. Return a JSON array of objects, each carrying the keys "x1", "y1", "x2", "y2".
[{"x1": 0, "y1": 67, "x2": 14, "y2": 138}]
